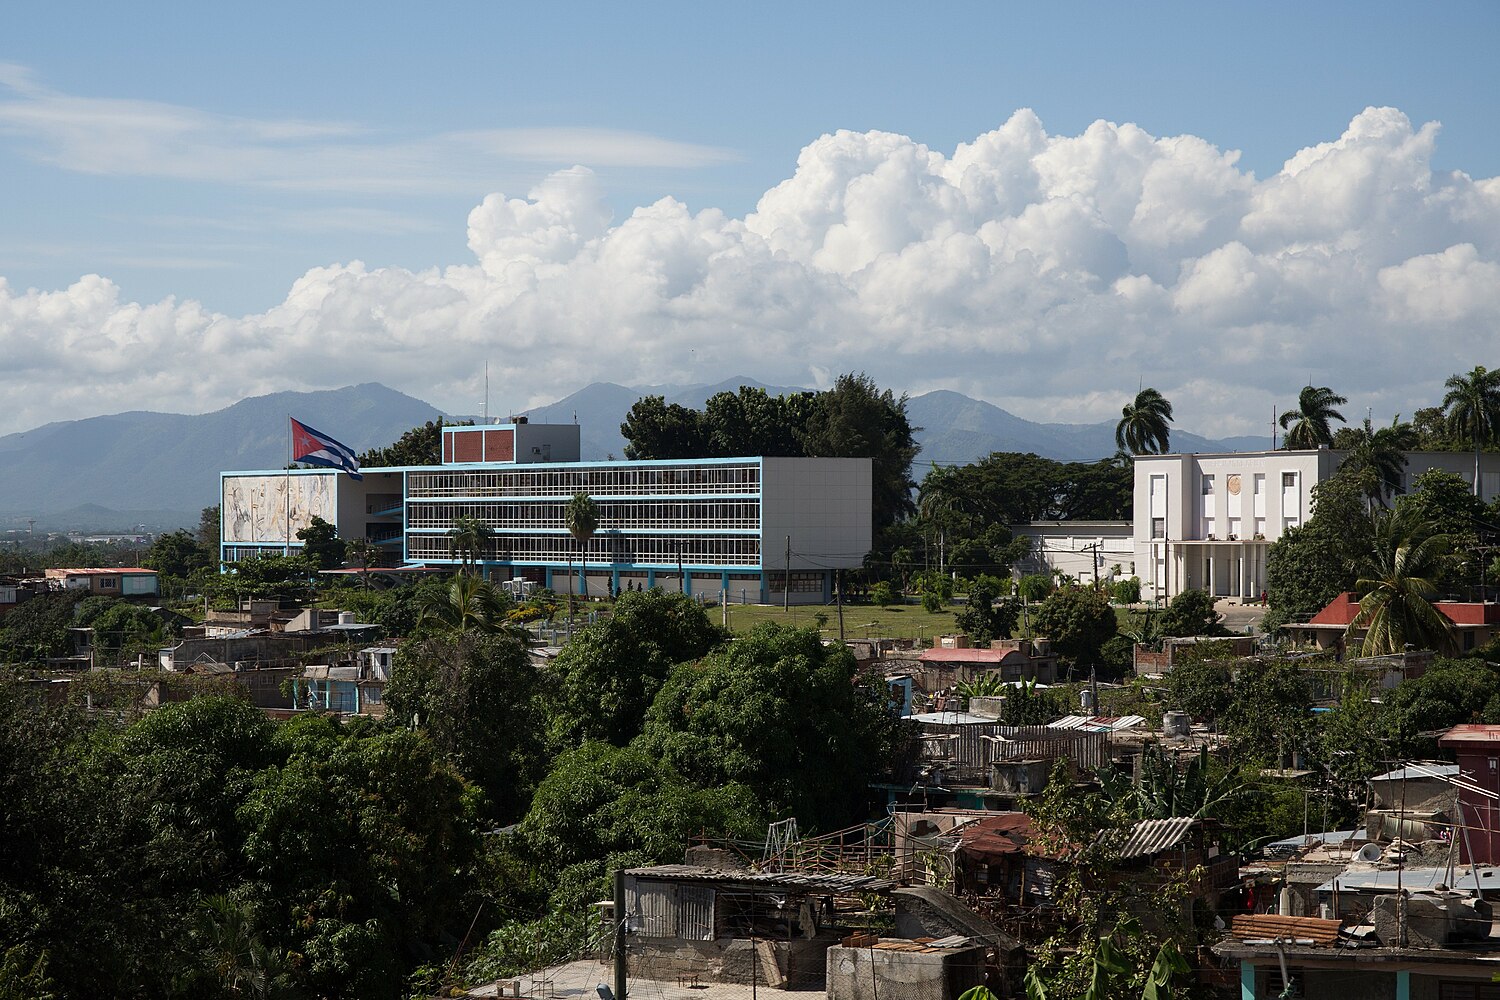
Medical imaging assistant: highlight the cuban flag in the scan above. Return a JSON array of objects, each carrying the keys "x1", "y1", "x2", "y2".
[{"x1": 291, "y1": 418, "x2": 363, "y2": 479}]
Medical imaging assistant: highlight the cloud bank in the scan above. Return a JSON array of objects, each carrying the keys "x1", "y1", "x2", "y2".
[{"x1": 2, "y1": 107, "x2": 1499, "y2": 438}]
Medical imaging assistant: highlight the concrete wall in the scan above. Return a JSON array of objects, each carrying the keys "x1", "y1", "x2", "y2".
[
  {"x1": 760, "y1": 457, "x2": 872, "y2": 572},
  {"x1": 825, "y1": 943, "x2": 985, "y2": 1000}
]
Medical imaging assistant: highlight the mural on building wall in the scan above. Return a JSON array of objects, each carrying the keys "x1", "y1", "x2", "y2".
[{"x1": 222, "y1": 474, "x2": 335, "y2": 544}]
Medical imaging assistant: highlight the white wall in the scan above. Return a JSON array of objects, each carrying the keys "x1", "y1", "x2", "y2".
[{"x1": 760, "y1": 457, "x2": 873, "y2": 571}]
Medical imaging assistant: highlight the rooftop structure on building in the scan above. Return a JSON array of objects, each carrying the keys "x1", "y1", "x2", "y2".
[{"x1": 220, "y1": 420, "x2": 872, "y2": 605}]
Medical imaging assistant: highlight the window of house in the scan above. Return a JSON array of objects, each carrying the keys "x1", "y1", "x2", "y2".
[
  {"x1": 99, "y1": 577, "x2": 116, "y2": 589},
  {"x1": 1201, "y1": 476, "x2": 1214, "y2": 494},
  {"x1": 1151, "y1": 518, "x2": 1165, "y2": 539},
  {"x1": 1282, "y1": 472, "x2": 1297, "y2": 488}
]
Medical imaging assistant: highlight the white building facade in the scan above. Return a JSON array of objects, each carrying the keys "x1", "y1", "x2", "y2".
[{"x1": 1133, "y1": 448, "x2": 1500, "y2": 604}]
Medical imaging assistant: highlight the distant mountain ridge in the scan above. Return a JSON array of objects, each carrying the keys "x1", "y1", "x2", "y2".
[{"x1": 0, "y1": 379, "x2": 1268, "y2": 530}]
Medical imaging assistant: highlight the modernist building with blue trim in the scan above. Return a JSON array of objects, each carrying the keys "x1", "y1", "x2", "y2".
[{"x1": 221, "y1": 421, "x2": 872, "y2": 605}]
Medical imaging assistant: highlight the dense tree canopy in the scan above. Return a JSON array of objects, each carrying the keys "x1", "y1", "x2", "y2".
[
  {"x1": 1029, "y1": 586, "x2": 1118, "y2": 677},
  {"x1": 620, "y1": 373, "x2": 920, "y2": 535}
]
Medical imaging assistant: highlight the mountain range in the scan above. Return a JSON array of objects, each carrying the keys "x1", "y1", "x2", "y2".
[{"x1": 0, "y1": 379, "x2": 1267, "y2": 530}]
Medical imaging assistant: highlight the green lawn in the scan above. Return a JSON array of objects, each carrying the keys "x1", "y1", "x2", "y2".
[{"x1": 723, "y1": 599, "x2": 964, "y2": 641}]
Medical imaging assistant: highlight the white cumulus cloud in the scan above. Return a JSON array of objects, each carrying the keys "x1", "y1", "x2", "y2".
[{"x1": 2, "y1": 106, "x2": 1499, "y2": 439}]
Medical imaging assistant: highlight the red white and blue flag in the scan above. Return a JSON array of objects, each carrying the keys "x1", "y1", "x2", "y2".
[{"x1": 290, "y1": 418, "x2": 363, "y2": 479}]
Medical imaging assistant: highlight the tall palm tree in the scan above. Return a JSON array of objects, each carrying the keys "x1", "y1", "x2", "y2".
[
  {"x1": 416, "y1": 574, "x2": 519, "y2": 636},
  {"x1": 447, "y1": 516, "x2": 493, "y2": 575},
  {"x1": 564, "y1": 492, "x2": 600, "y2": 608},
  {"x1": 1347, "y1": 505, "x2": 1458, "y2": 656},
  {"x1": 1115, "y1": 388, "x2": 1174, "y2": 455},
  {"x1": 917, "y1": 465, "x2": 966, "y2": 575},
  {"x1": 1442, "y1": 365, "x2": 1500, "y2": 496},
  {"x1": 1279, "y1": 385, "x2": 1348, "y2": 449},
  {"x1": 1341, "y1": 416, "x2": 1417, "y2": 508}
]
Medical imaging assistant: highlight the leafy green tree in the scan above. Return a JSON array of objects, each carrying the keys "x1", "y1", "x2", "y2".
[
  {"x1": 1030, "y1": 586, "x2": 1118, "y2": 677},
  {"x1": 954, "y1": 576, "x2": 1020, "y2": 644},
  {"x1": 1221, "y1": 660, "x2": 1315, "y2": 762},
  {"x1": 359, "y1": 417, "x2": 472, "y2": 467},
  {"x1": 703, "y1": 386, "x2": 815, "y2": 456},
  {"x1": 870, "y1": 580, "x2": 898, "y2": 608},
  {"x1": 547, "y1": 589, "x2": 726, "y2": 747},
  {"x1": 220, "y1": 552, "x2": 316, "y2": 601},
  {"x1": 1264, "y1": 468, "x2": 1372, "y2": 628},
  {"x1": 564, "y1": 492, "x2": 600, "y2": 602},
  {"x1": 197, "y1": 506, "x2": 222, "y2": 550},
  {"x1": 0, "y1": 590, "x2": 86, "y2": 665},
  {"x1": 1155, "y1": 588, "x2": 1223, "y2": 638},
  {"x1": 1380, "y1": 657, "x2": 1500, "y2": 757},
  {"x1": 295, "y1": 514, "x2": 345, "y2": 571},
  {"x1": 1279, "y1": 384, "x2": 1348, "y2": 449},
  {"x1": 236, "y1": 718, "x2": 476, "y2": 1000},
  {"x1": 1397, "y1": 468, "x2": 1486, "y2": 595},
  {"x1": 386, "y1": 632, "x2": 546, "y2": 822},
  {"x1": 1162, "y1": 658, "x2": 1234, "y2": 722},
  {"x1": 619, "y1": 396, "x2": 708, "y2": 459},
  {"x1": 1442, "y1": 365, "x2": 1500, "y2": 495},
  {"x1": 798, "y1": 372, "x2": 920, "y2": 534},
  {"x1": 87, "y1": 602, "x2": 170, "y2": 666},
  {"x1": 1018, "y1": 572, "x2": 1055, "y2": 603},
  {"x1": 1114, "y1": 388, "x2": 1173, "y2": 456},
  {"x1": 345, "y1": 536, "x2": 378, "y2": 587},
  {"x1": 639, "y1": 622, "x2": 901, "y2": 831},
  {"x1": 1348, "y1": 504, "x2": 1458, "y2": 656},
  {"x1": 143, "y1": 529, "x2": 211, "y2": 581}
]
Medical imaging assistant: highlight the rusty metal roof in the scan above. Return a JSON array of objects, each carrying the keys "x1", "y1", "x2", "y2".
[{"x1": 1230, "y1": 913, "x2": 1343, "y2": 948}]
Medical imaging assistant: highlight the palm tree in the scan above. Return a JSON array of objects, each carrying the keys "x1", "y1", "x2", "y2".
[
  {"x1": 1346, "y1": 505, "x2": 1458, "y2": 656},
  {"x1": 1341, "y1": 416, "x2": 1417, "y2": 508},
  {"x1": 1279, "y1": 385, "x2": 1348, "y2": 449},
  {"x1": 345, "y1": 537, "x2": 378, "y2": 589},
  {"x1": 564, "y1": 492, "x2": 600, "y2": 611},
  {"x1": 1115, "y1": 388, "x2": 1174, "y2": 455},
  {"x1": 1442, "y1": 365, "x2": 1500, "y2": 496},
  {"x1": 447, "y1": 516, "x2": 493, "y2": 576},
  {"x1": 917, "y1": 465, "x2": 966, "y2": 575},
  {"x1": 416, "y1": 574, "x2": 519, "y2": 636}
]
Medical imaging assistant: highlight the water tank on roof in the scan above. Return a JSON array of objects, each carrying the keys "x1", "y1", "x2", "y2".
[
  {"x1": 1163, "y1": 711, "x2": 1191, "y2": 738},
  {"x1": 338, "y1": 611, "x2": 356, "y2": 626}
]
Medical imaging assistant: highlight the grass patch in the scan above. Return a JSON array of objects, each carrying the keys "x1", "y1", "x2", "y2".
[{"x1": 723, "y1": 599, "x2": 964, "y2": 642}]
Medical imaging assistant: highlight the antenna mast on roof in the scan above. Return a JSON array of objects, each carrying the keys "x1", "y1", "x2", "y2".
[{"x1": 484, "y1": 361, "x2": 489, "y2": 424}]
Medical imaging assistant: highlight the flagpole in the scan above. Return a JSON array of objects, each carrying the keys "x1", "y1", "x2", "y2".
[{"x1": 285, "y1": 415, "x2": 291, "y2": 557}]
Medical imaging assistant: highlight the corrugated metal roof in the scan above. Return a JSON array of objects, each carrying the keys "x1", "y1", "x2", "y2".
[
  {"x1": 1101, "y1": 817, "x2": 1196, "y2": 860},
  {"x1": 1314, "y1": 866, "x2": 1500, "y2": 894},
  {"x1": 1049, "y1": 715, "x2": 1146, "y2": 732},
  {"x1": 624, "y1": 864, "x2": 896, "y2": 893},
  {"x1": 910, "y1": 711, "x2": 1000, "y2": 725},
  {"x1": 1230, "y1": 914, "x2": 1343, "y2": 947},
  {"x1": 1370, "y1": 763, "x2": 1458, "y2": 782}
]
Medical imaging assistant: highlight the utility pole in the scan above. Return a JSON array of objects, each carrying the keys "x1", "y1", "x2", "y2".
[
  {"x1": 783, "y1": 535, "x2": 791, "y2": 613},
  {"x1": 837, "y1": 569, "x2": 845, "y2": 642},
  {"x1": 613, "y1": 869, "x2": 628, "y2": 1000}
]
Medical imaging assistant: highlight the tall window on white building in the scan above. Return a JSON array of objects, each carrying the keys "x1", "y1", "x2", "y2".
[
  {"x1": 1281, "y1": 471, "x2": 1301, "y2": 532},
  {"x1": 1226, "y1": 473, "x2": 1242, "y2": 539},
  {"x1": 1200, "y1": 475, "x2": 1215, "y2": 538},
  {"x1": 1252, "y1": 473, "x2": 1266, "y2": 538}
]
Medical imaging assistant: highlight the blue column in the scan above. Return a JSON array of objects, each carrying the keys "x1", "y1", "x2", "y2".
[
  {"x1": 647, "y1": 569, "x2": 656, "y2": 589},
  {"x1": 611, "y1": 568, "x2": 620, "y2": 595},
  {"x1": 1395, "y1": 970, "x2": 1410, "y2": 1000},
  {"x1": 1240, "y1": 961, "x2": 1254, "y2": 1000},
  {"x1": 683, "y1": 571, "x2": 692, "y2": 596}
]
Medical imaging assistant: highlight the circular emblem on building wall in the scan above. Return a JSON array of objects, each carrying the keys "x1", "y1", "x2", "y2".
[{"x1": 1226, "y1": 474, "x2": 1241, "y2": 496}]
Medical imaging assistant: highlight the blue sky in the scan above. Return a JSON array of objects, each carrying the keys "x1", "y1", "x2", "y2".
[{"x1": 2, "y1": 2, "x2": 1499, "y2": 435}]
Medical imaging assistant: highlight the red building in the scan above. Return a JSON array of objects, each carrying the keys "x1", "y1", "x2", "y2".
[{"x1": 1437, "y1": 724, "x2": 1500, "y2": 865}]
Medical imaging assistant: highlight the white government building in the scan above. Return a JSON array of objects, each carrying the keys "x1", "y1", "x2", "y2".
[{"x1": 1014, "y1": 448, "x2": 1500, "y2": 605}]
